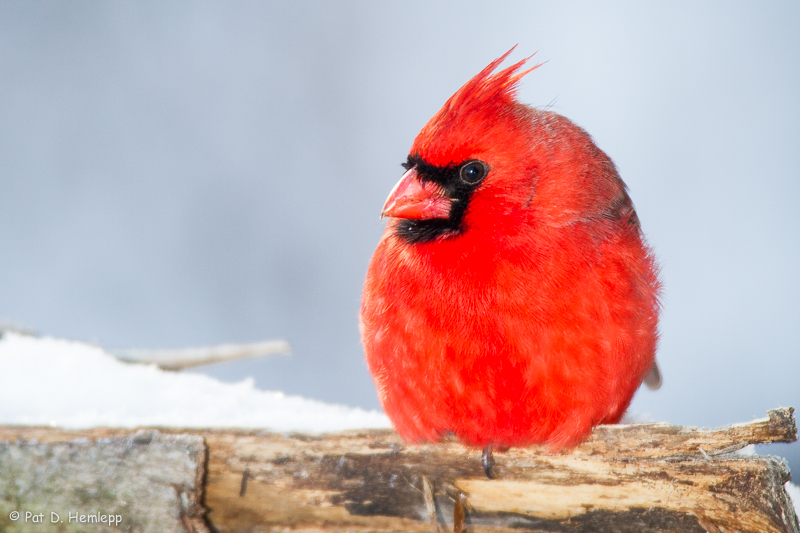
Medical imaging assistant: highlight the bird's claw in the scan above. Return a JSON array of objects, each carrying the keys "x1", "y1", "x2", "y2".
[{"x1": 482, "y1": 446, "x2": 495, "y2": 479}]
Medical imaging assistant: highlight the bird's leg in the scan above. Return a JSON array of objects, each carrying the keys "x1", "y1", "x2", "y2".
[{"x1": 481, "y1": 445, "x2": 495, "y2": 479}]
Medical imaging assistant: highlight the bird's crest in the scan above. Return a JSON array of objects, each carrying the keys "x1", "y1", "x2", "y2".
[
  {"x1": 443, "y1": 46, "x2": 539, "y2": 116},
  {"x1": 413, "y1": 47, "x2": 542, "y2": 164}
]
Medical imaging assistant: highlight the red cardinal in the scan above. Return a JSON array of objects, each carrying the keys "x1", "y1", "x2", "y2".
[{"x1": 360, "y1": 49, "x2": 661, "y2": 469}]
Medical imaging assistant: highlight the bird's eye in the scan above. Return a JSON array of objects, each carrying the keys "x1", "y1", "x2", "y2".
[{"x1": 459, "y1": 160, "x2": 488, "y2": 185}]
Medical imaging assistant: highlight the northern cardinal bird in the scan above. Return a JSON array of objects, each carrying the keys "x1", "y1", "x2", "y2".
[{"x1": 360, "y1": 49, "x2": 660, "y2": 474}]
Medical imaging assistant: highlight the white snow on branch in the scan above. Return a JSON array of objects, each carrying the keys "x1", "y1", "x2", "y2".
[{"x1": 0, "y1": 333, "x2": 390, "y2": 432}]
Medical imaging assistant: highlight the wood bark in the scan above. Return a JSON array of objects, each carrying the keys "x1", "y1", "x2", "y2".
[
  {"x1": 0, "y1": 408, "x2": 797, "y2": 533},
  {"x1": 0, "y1": 429, "x2": 208, "y2": 533}
]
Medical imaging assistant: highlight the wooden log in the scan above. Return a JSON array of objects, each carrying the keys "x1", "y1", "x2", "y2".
[
  {"x1": 0, "y1": 429, "x2": 208, "y2": 533},
  {"x1": 0, "y1": 408, "x2": 796, "y2": 533},
  {"x1": 199, "y1": 408, "x2": 799, "y2": 533}
]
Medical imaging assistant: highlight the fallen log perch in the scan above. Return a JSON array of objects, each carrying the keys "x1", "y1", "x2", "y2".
[{"x1": 0, "y1": 408, "x2": 797, "y2": 533}]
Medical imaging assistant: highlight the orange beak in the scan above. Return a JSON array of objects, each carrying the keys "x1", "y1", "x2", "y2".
[{"x1": 380, "y1": 167, "x2": 452, "y2": 220}]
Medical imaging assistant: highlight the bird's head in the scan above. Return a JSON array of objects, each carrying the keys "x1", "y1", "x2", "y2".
[
  {"x1": 381, "y1": 48, "x2": 541, "y2": 244},
  {"x1": 382, "y1": 48, "x2": 629, "y2": 245}
]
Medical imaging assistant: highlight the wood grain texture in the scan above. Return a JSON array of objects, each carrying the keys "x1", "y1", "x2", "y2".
[
  {"x1": 0, "y1": 408, "x2": 796, "y2": 533},
  {"x1": 198, "y1": 408, "x2": 798, "y2": 533}
]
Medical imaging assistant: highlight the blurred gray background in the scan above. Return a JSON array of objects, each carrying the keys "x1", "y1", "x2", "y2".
[{"x1": 1, "y1": 2, "x2": 798, "y2": 470}]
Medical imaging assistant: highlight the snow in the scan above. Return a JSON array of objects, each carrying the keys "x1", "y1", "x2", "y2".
[{"x1": 0, "y1": 333, "x2": 390, "y2": 432}]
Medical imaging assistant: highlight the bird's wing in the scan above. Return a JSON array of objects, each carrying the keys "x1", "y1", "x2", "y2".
[{"x1": 604, "y1": 185, "x2": 641, "y2": 228}]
